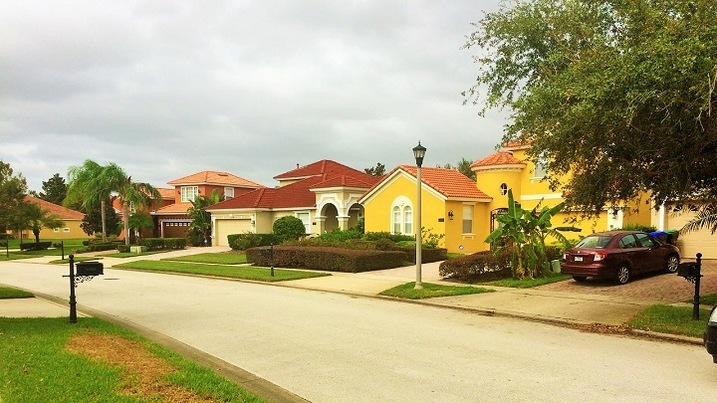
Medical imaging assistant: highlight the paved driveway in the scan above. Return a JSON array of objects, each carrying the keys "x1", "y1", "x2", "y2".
[{"x1": 538, "y1": 260, "x2": 717, "y2": 303}]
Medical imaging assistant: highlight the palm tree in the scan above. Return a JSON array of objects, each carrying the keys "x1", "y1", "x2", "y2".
[
  {"x1": 66, "y1": 160, "x2": 113, "y2": 241},
  {"x1": 186, "y1": 189, "x2": 221, "y2": 246},
  {"x1": 67, "y1": 160, "x2": 161, "y2": 245},
  {"x1": 681, "y1": 203, "x2": 717, "y2": 235},
  {"x1": 111, "y1": 166, "x2": 161, "y2": 246}
]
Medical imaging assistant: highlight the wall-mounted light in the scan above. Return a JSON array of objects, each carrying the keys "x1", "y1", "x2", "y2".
[{"x1": 448, "y1": 210, "x2": 454, "y2": 220}]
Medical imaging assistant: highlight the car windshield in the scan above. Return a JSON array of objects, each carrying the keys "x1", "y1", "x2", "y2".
[{"x1": 575, "y1": 235, "x2": 612, "y2": 249}]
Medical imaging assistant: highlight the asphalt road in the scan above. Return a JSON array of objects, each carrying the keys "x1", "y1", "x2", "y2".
[{"x1": 3, "y1": 261, "x2": 717, "y2": 402}]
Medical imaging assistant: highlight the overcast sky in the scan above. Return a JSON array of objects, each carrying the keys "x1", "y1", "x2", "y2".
[{"x1": 1, "y1": 0, "x2": 507, "y2": 193}]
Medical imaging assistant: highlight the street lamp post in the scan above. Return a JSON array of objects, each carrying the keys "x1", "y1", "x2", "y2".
[{"x1": 413, "y1": 142, "x2": 426, "y2": 289}]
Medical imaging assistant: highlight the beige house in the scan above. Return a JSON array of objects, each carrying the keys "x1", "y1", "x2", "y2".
[
  {"x1": 13, "y1": 195, "x2": 86, "y2": 241},
  {"x1": 207, "y1": 160, "x2": 380, "y2": 247}
]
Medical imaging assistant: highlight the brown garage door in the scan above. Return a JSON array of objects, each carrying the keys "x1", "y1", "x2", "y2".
[{"x1": 665, "y1": 203, "x2": 717, "y2": 259}]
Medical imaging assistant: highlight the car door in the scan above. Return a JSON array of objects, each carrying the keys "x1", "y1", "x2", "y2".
[
  {"x1": 632, "y1": 233, "x2": 661, "y2": 273},
  {"x1": 635, "y1": 233, "x2": 664, "y2": 273},
  {"x1": 617, "y1": 234, "x2": 642, "y2": 271}
]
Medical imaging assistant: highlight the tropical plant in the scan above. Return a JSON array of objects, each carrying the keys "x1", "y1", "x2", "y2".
[
  {"x1": 126, "y1": 211, "x2": 154, "y2": 243},
  {"x1": 67, "y1": 160, "x2": 160, "y2": 245},
  {"x1": 187, "y1": 190, "x2": 222, "y2": 246},
  {"x1": 681, "y1": 203, "x2": 717, "y2": 236},
  {"x1": 421, "y1": 227, "x2": 445, "y2": 248},
  {"x1": 485, "y1": 189, "x2": 569, "y2": 279},
  {"x1": 23, "y1": 202, "x2": 63, "y2": 243},
  {"x1": 66, "y1": 160, "x2": 113, "y2": 241}
]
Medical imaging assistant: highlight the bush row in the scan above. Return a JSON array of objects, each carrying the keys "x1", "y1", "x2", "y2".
[
  {"x1": 246, "y1": 246, "x2": 408, "y2": 273},
  {"x1": 138, "y1": 238, "x2": 186, "y2": 250},
  {"x1": 439, "y1": 250, "x2": 513, "y2": 282},
  {"x1": 19, "y1": 242, "x2": 52, "y2": 251}
]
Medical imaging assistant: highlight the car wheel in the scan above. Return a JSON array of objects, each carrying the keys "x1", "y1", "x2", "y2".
[
  {"x1": 616, "y1": 265, "x2": 631, "y2": 285},
  {"x1": 666, "y1": 255, "x2": 680, "y2": 273},
  {"x1": 572, "y1": 275, "x2": 587, "y2": 282}
]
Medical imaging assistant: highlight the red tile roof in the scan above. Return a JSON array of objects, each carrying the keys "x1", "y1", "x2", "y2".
[
  {"x1": 158, "y1": 188, "x2": 175, "y2": 199},
  {"x1": 24, "y1": 195, "x2": 84, "y2": 220},
  {"x1": 273, "y1": 160, "x2": 377, "y2": 184},
  {"x1": 395, "y1": 165, "x2": 491, "y2": 199},
  {"x1": 153, "y1": 201, "x2": 193, "y2": 215},
  {"x1": 167, "y1": 170, "x2": 264, "y2": 188},
  {"x1": 470, "y1": 152, "x2": 524, "y2": 169},
  {"x1": 209, "y1": 170, "x2": 379, "y2": 211}
]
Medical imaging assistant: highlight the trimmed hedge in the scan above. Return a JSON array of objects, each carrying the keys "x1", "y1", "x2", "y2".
[
  {"x1": 395, "y1": 246, "x2": 448, "y2": 264},
  {"x1": 20, "y1": 242, "x2": 52, "y2": 251},
  {"x1": 246, "y1": 246, "x2": 408, "y2": 273},
  {"x1": 439, "y1": 250, "x2": 512, "y2": 282},
  {"x1": 227, "y1": 233, "x2": 281, "y2": 250},
  {"x1": 138, "y1": 238, "x2": 186, "y2": 250}
]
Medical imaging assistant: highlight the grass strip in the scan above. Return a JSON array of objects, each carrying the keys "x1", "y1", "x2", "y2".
[
  {"x1": 0, "y1": 317, "x2": 263, "y2": 402},
  {"x1": 0, "y1": 286, "x2": 34, "y2": 299},
  {"x1": 628, "y1": 304, "x2": 711, "y2": 338},
  {"x1": 487, "y1": 273, "x2": 571, "y2": 288},
  {"x1": 162, "y1": 252, "x2": 248, "y2": 265},
  {"x1": 380, "y1": 282, "x2": 494, "y2": 299},
  {"x1": 114, "y1": 260, "x2": 328, "y2": 282}
]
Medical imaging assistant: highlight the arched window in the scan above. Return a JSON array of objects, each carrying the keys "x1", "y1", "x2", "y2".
[
  {"x1": 391, "y1": 196, "x2": 414, "y2": 235},
  {"x1": 500, "y1": 183, "x2": 508, "y2": 196}
]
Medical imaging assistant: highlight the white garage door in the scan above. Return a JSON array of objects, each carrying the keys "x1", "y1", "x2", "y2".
[
  {"x1": 215, "y1": 219, "x2": 252, "y2": 247},
  {"x1": 665, "y1": 204, "x2": 717, "y2": 259}
]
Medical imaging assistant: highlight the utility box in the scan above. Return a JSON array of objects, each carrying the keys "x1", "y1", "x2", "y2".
[
  {"x1": 76, "y1": 261, "x2": 104, "y2": 276},
  {"x1": 130, "y1": 245, "x2": 147, "y2": 254}
]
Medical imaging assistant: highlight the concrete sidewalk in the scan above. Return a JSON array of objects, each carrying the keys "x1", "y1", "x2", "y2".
[{"x1": 0, "y1": 250, "x2": 702, "y2": 344}]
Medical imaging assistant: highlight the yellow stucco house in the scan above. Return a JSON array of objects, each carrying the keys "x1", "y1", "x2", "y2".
[
  {"x1": 360, "y1": 143, "x2": 655, "y2": 255},
  {"x1": 471, "y1": 143, "x2": 652, "y2": 243},
  {"x1": 11, "y1": 195, "x2": 87, "y2": 241},
  {"x1": 359, "y1": 165, "x2": 492, "y2": 254}
]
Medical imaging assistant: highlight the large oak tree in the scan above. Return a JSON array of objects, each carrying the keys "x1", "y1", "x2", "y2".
[{"x1": 464, "y1": 0, "x2": 717, "y2": 215}]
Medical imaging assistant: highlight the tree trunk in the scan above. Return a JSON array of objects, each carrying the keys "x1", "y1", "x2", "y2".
[
  {"x1": 100, "y1": 198, "x2": 107, "y2": 242},
  {"x1": 122, "y1": 205, "x2": 131, "y2": 246}
]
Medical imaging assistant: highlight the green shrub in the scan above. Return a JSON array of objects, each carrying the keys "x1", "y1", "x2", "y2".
[
  {"x1": 273, "y1": 216, "x2": 306, "y2": 241},
  {"x1": 362, "y1": 231, "x2": 414, "y2": 243},
  {"x1": 137, "y1": 238, "x2": 186, "y2": 250},
  {"x1": 439, "y1": 250, "x2": 513, "y2": 282},
  {"x1": 619, "y1": 224, "x2": 657, "y2": 233},
  {"x1": 20, "y1": 242, "x2": 52, "y2": 251},
  {"x1": 316, "y1": 228, "x2": 363, "y2": 242},
  {"x1": 116, "y1": 245, "x2": 131, "y2": 253},
  {"x1": 246, "y1": 246, "x2": 408, "y2": 273},
  {"x1": 375, "y1": 238, "x2": 396, "y2": 250},
  {"x1": 227, "y1": 233, "x2": 281, "y2": 250},
  {"x1": 395, "y1": 246, "x2": 448, "y2": 263}
]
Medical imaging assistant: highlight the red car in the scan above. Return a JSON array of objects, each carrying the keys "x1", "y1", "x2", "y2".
[{"x1": 561, "y1": 231, "x2": 680, "y2": 284}]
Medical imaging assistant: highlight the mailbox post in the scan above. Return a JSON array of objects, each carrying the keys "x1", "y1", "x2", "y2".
[
  {"x1": 64, "y1": 254, "x2": 104, "y2": 324},
  {"x1": 677, "y1": 253, "x2": 702, "y2": 320},
  {"x1": 260, "y1": 244, "x2": 275, "y2": 277}
]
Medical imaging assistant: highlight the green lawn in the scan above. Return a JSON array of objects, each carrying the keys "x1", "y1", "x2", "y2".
[
  {"x1": 162, "y1": 251, "x2": 249, "y2": 264},
  {"x1": 380, "y1": 282, "x2": 494, "y2": 299},
  {"x1": 0, "y1": 238, "x2": 89, "y2": 261},
  {"x1": 629, "y1": 304, "x2": 711, "y2": 338},
  {"x1": 0, "y1": 317, "x2": 263, "y2": 403},
  {"x1": 114, "y1": 260, "x2": 329, "y2": 282},
  {"x1": 0, "y1": 286, "x2": 34, "y2": 299}
]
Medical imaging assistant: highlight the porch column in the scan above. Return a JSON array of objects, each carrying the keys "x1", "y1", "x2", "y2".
[
  {"x1": 337, "y1": 215, "x2": 350, "y2": 231},
  {"x1": 315, "y1": 216, "x2": 326, "y2": 234}
]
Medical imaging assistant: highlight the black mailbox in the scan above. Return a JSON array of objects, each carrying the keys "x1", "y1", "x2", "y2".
[
  {"x1": 76, "y1": 261, "x2": 104, "y2": 276},
  {"x1": 677, "y1": 262, "x2": 699, "y2": 278}
]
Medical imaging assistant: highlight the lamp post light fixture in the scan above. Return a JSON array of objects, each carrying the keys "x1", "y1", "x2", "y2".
[{"x1": 412, "y1": 141, "x2": 426, "y2": 289}]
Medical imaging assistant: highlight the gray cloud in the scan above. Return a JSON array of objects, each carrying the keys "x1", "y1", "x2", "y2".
[{"x1": 1, "y1": 0, "x2": 506, "y2": 192}]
